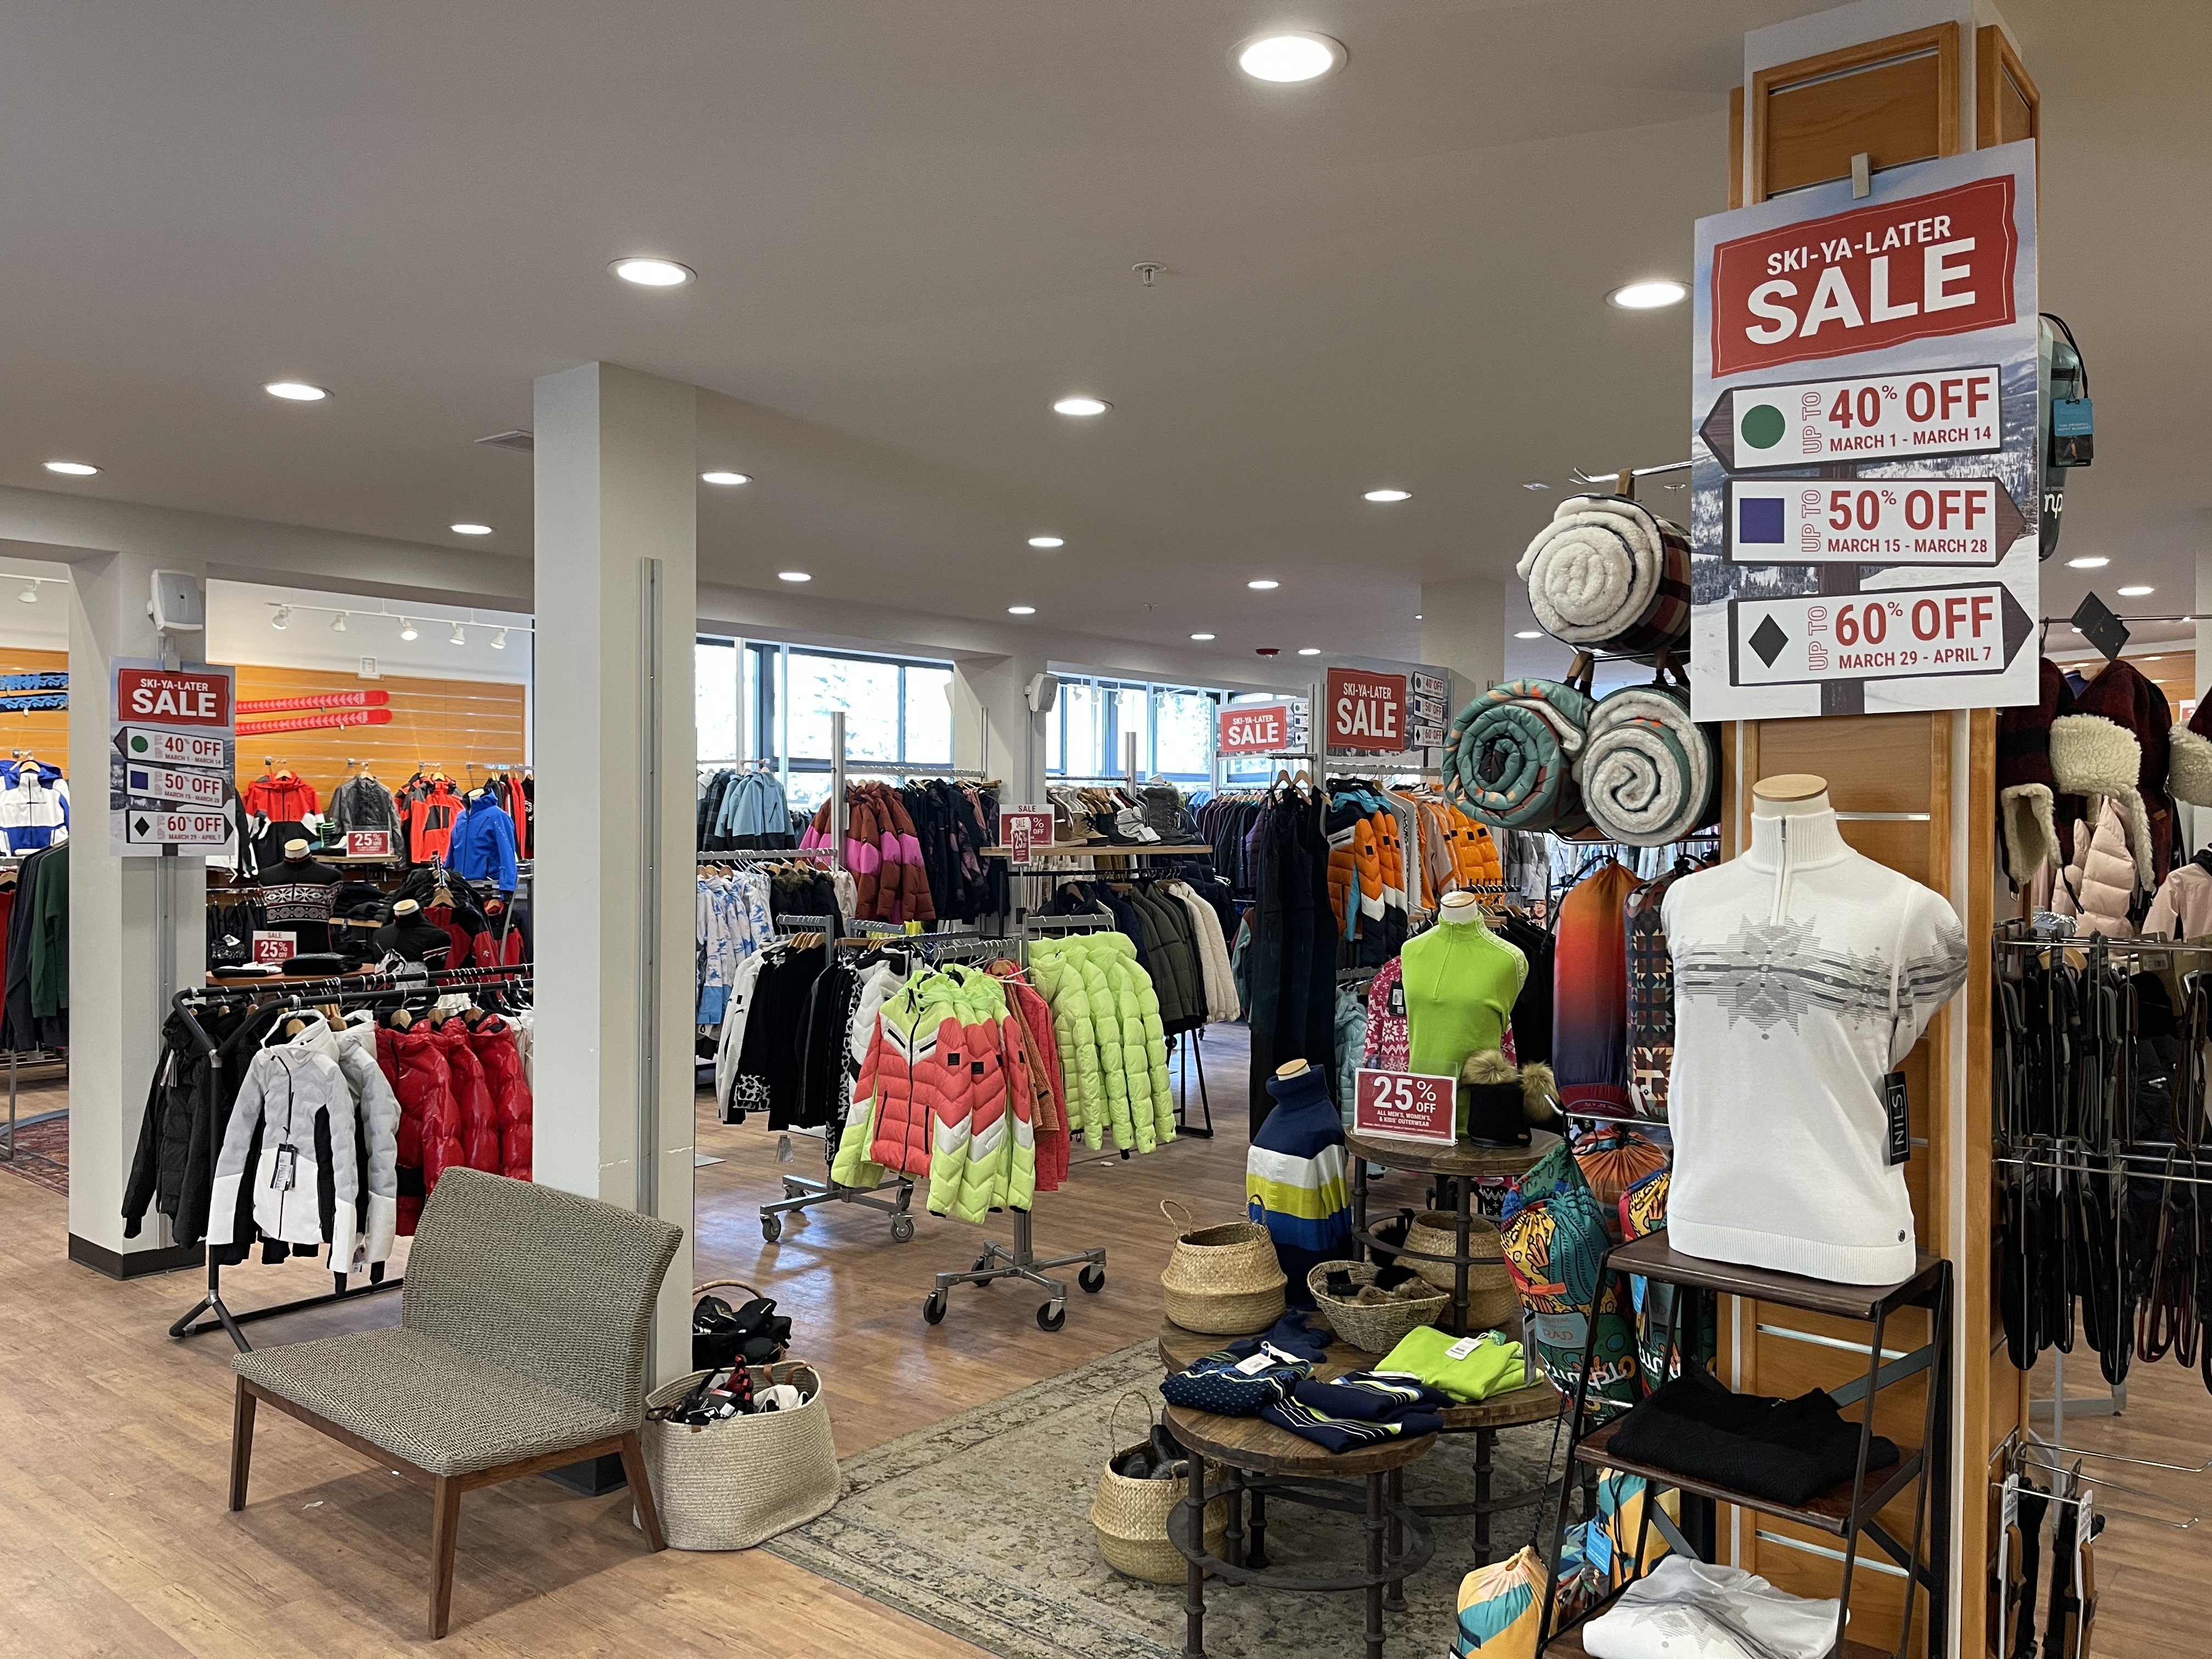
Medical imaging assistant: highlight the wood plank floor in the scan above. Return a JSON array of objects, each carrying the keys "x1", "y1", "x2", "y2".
[{"x1": 0, "y1": 1027, "x2": 1324, "y2": 1657}]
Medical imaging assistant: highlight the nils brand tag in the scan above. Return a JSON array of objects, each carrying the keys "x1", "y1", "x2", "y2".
[{"x1": 1883, "y1": 1070, "x2": 1911, "y2": 1165}]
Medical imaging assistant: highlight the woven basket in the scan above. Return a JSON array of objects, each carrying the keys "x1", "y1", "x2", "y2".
[
  {"x1": 1403, "y1": 1210, "x2": 1521, "y2": 1330},
  {"x1": 640, "y1": 1362, "x2": 839, "y2": 1550},
  {"x1": 1306, "y1": 1260, "x2": 1448, "y2": 1353},
  {"x1": 1090, "y1": 1393, "x2": 1228, "y2": 1582},
  {"x1": 1158, "y1": 1200, "x2": 1286, "y2": 1335}
]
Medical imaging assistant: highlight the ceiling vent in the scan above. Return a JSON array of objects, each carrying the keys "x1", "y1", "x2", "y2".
[{"x1": 475, "y1": 430, "x2": 534, "y2": 453}]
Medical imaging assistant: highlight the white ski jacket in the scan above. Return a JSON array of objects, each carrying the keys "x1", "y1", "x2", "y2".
[{"x1": 206, "y1": 1023, "x2": 362, "y2": 1267}]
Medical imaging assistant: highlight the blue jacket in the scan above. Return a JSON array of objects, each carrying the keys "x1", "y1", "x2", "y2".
[
  {"x1": 447, "y1": 795, "x2": 518, "y2": 891},
  {"x1": 713, "y1": 770, "x2": 788, "y2": 842}
]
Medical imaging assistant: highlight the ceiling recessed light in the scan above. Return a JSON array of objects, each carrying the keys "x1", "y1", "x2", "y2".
[
  {"x1": 1028, "y1": 535, "x2": 1065, "y2": 549},
  {"x1": 1297, "y1": 647, "x2": 1322, "y2": 656},
  {"x1": 1607, "y1": 280, "x2": 1688, "y2": 310},
  {"x1": 1363, "y1": 488, "x2": 1412, "y2": 503},
  {"x1": 611, "y1": 257, "x2": 693, "y2": 287},
  {"x1": 450, "y1": 523, "x2": 493, "y2": 536},
  {"x1": 2117, "y1": 584, "x2": 2154, "y2": 596},
  {"x1": 1052, "y1": 396, "x2": 1110, "y2": 417},
  {"x1": 263, "y1": 381, "x2": 328, "y2": 401},
  {"x1": 16, "y1": 584, "x2": 36, "y2": 605},
  {"x1": 491, "y1": 628, "x2": 508, "y2": 650},
  {"x1": 331, "y1": 613, "x2": 348, "y2": 632},
  {"x1": 270, "y1": 606, "x2": 290, "y2": 630},
  {"x1": 1413, "y1": 614, "x2": 1423, "y2": 620},
  {"x1": 42, "y1": 460, "x2": 98, "y2": 476},
  {"x1": 1235, "y1": 31, "x2": 1346, "y2": 83},
  {"x1": 1008, "y1": 605, "x2": 1037, "y2": 616},
  {"x1": 1515, "y1": 629, "x2": 1543, "y2": 639},
  {"x1": 1248, "y1": 579, "x2": 1279, "y2": 591},
  {"x1": 398, "y1": 618, "x2": 418, "y2": 641},
  {"x1": 1521, "y1": 481, "x2": 1551, "y2": 492},
  {"x1": 701, "y1": 471, "x2": 750, "y2": 486},
  {"x1": 1190, "y1": 632, "x2": 1216, "y2": 641},
  {"x1": 777, "y1": 571, "x2": 812, "y2": 583},
  {"x1": 2065, "y1": 556, "x2": 2109, "y2": 569}
]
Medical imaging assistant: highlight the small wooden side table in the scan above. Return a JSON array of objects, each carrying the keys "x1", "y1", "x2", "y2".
[
  {"x1": 1163, "y1": 1402, "x2": 1436, "y2": 1659},
  {"x1": 1346, "y1": 1127, "x2": 1559, "y2": 1335}
]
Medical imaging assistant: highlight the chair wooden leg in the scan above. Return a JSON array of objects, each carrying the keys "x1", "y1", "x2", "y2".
[
  {"x1": 427, "y1": 1476, "x2": 462, "y2": 1640},
  {"x1": 618, "y1": 1430, "x2": 667, "y2": 1552},
  {"x1": 228, "y1": 1380, "x2": 256, "y2": 1513}
]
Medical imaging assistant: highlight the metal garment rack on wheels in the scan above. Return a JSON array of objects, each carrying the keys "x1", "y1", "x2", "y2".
[{"x1": 164, "y1": 963, "x2": 533, "y2": 1353}]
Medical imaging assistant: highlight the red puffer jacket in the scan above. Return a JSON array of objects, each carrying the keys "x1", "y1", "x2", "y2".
[
  {"x1": 431, "y1": 1020, "x2": 503, "y2": 1172},
  {"x1": 378, "y1": 1022, "x2": 464, "y2": 1233},
  {"x1": 467, "y1": 1016, "x2": 534, "y2": 1181}
]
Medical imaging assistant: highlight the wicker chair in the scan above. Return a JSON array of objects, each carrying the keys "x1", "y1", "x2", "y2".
[{"x1": 226, "y1": 1167, "x2": 685, "y2": 1639}]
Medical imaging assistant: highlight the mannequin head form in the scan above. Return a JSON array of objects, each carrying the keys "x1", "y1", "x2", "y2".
[
  {"x1": 391, "y1": 898, "x2": 421, "y2": 918},
  {"x1": 282, "y1": 838, "x2": 311, "y2": 861},
  {"x1": 1439, "y1": 889, "x2": 1485, "y2": 924},
  {"x1": 1751, "y1": 772, "x2": 1831, "y2": 819}
]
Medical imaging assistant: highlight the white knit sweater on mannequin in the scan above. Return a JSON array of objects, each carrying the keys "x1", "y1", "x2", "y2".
[{"x1": 1661, "y1": 808, "x2": 1968, "y2": 1284}]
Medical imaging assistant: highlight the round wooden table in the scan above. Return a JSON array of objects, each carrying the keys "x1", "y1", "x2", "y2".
[
  {"x1": 1346, "y1": 1128, "x2": 1559, "y2": 1336},
  {"x1": 1162, "y1": 1401, "x2": 1435, "y2": 1659},
  {"x1": 1156, "y1": 1318, "x2": 1565, "y2": 1565}
]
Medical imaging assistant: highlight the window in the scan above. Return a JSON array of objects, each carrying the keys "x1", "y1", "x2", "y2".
[
  {"x1": 696, "y1": 638, "x2": 740, "y2": 764},
  {"x1": 1044, "y1": 676, "x2": 1287, "y2": 788},
  {"x1": 737, "y1": 641, "x2": 959, "y2": 811}
]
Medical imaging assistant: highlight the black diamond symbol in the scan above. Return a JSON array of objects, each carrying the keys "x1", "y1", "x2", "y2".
[
  {"x1": 1748, "y1": 615, "x2": 1790, "y2": 667},
  {"x1": 133, "y1": 815, "x2": 151, "y2": 836}
]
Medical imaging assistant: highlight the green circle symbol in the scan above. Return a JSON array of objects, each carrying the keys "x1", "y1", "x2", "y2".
[{"x1": 1740, "y1": 403, "x2": 1786, "y2": 449}]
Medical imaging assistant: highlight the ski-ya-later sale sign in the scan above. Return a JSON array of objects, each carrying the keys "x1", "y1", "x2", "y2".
[{"x1": 1688, "y1": 141, "x2": 2039, "y2": 721}]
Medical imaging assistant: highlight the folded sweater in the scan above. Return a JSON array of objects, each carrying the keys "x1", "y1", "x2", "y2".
[
  {"x1": 1262, "y1": 1369, "x2": 1451, "y2": 1453},
  {"x1": 1376, "y1": 1327, "x2": 1532, "y2": 1402},
  {"x1": 1605, "y1": 1362, "x2": 1897, "y2": 1506},
  {"x1": 1159, "y1": 1344, "x2": 1313, "y2": 1417}
]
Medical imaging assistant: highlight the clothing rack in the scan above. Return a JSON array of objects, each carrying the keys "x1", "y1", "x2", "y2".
[{"x1": 164, "y1": 964, "x2": 533, "y2": 1352}]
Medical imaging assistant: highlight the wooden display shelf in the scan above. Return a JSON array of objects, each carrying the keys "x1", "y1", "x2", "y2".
[
  {"x1": 1604, "y1": 1232, "x2": 1945, "y2": 1323},
  {"x1": 1542, "y1": 1618, "x2": 1889, "y2": 1659}
]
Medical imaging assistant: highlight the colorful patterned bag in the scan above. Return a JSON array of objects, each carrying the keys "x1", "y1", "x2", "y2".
[
  {"x1": 1499, "y1": 1137, "x2": 1640, "y2": 1416},
  {"x1": 1617, "y1": 1166, "x2": 1713, "y2": 1395},
  {"x1": 1451, "y1": 1544, "x2": 1548, "y2": 1657},
  {"x1": 1571, "y1": 1123, "x2": 1669, "y2": 1244}
]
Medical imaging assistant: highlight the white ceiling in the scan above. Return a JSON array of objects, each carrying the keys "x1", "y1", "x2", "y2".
[{"x1": 0, "y1": 1, "x2": 2202, "y2": 673}]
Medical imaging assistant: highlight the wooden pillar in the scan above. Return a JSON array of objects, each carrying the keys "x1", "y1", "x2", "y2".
[{"x1": 1719, "y1": 10, "x2": 2039, "y2": 1656}]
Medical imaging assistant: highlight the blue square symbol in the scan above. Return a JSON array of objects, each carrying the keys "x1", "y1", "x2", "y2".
[{"x1": 1737, "y1": 495, "x2": 1785, "y2": 543}]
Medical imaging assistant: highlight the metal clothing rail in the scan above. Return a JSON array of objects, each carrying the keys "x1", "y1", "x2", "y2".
[{"x1": 165, "y1": 964, "x2": 534, "y2": 1352}]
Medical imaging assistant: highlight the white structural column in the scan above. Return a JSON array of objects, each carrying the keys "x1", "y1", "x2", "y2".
[
  {"x1": 952, "y1": 651, "x2": 1048, "y2": 803},
  {"x1": 1420, "y1": 575, "x2": 1508, "y2": 716},
  {"x1": 67, "y1": 552, "x2": 208, "y2": 1273},
  {"x1": 532, "y1": 363, "x2": 699, "y2": 1382}
]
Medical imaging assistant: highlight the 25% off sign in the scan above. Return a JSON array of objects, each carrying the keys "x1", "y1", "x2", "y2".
[
  {"x1": 1728, "y1": 581, "x2": 2034, "y2": 689},
  {"x1": 1352, "y1": 1068, "x2": 1458, "y2": 1145}
]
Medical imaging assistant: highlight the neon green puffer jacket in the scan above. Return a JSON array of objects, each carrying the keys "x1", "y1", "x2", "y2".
[
  {"x1": 1091, "y1": 931, "x2": 1176, "y2": 1152},
  {"x1": 1029, "y1": 937, "x2": 1110, "y2": 1150}
]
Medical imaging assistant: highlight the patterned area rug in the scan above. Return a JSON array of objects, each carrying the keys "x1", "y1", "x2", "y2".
[
  {"x1": 766, "y1": 1341, "x2": 1565, "y2": 1659},
  {"x1": 0, "y1": 1109, "x2": 67, "y2": 1196}
]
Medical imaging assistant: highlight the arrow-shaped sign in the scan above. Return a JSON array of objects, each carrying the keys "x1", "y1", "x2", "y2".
[
  {"x1": 1699, "y1": 365, "x2": 2004, "y2": 472},
  {"x1": 1726, "y1": 580, "x2": 2034, "y2": 690},
  {"x1": 1723, "y1": 476, "x2": 2028, "y2": 565}
]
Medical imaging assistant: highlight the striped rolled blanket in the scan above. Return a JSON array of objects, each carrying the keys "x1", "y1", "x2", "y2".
[
  {"x1": 1442, "y1": 679, "x2": 1595, "y2": 834},
  {"x1": 1516, "y1": 495, "x2": 1691, "y2": 657},
  {"x1": 1575, "y1": 684, "x2": 1719, "y2": 846}
]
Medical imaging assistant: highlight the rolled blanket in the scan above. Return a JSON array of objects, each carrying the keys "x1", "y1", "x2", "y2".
[
  {"x1": 1575, "y1": 684, "x2": 1719, "y2": 846},
  {"x1": 1442, "y1": 678, "x2": 1595, "y2": 833},
  {"x1": 1516, "y1": 495, "x2": 1691, "y2": 656}
]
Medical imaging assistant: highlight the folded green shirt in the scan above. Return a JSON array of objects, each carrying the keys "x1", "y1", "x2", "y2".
[{"x1": 1375, "y1": 1327, "x2": 1530, "y2": 1402}]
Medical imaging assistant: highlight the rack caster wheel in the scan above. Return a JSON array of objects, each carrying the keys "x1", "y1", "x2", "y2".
[
  {"x1": 760, "y1": 1214, "x2": 782, "y2": 1244},
  {"x1": 923, "y1": 1291, "x2": 948, "y2": 1325},
  {"x1": 1037, "y1": 1301, "x2": 1066, "y2": 1331},
  {"x1": 1079, "y1": 1265, "x2": 1105, "y2": 1293},
  {"x1": 973, "y1": 1253, "x2": 994, "y2": 1277},
  {"x1": 889, "y1": 1214, "x2": 915, "y2": 1244},
  {"x1": 781, "y1": 1179, "x2": 804, "y2": 1200}
]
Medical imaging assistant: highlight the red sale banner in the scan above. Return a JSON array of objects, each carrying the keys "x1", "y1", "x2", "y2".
[
  {"x1": 1708, "y1": 175, "x2": 2017, "y2": 377},
  {"x1": 117, "y1": 666, "x2": 233, "y2": 728},
  {"x1": 236, "y1": 708, "x2": 397, "y2": 736},
  {"x1": 251, "y1": 931, "x2": 298, "y2": 964},
  {"x1": 1000, "y1": 808, "x2": 1054, "y2": 866},
  {"x1": 1352, "y1": 1068, "x2": 1457, "y2": 1144},
  {"x1": 1217, "y1": 704, "x2": 1288, "y2": 755},
  {"x1": 1327, "y1": 669, "x2": 1406, "y2": 752},
  {"x1": 236, "y1": 690, "x2": 391, "y2": 713},
  {"x1": 345, "y1": 830, "x2": 393, "y2": 858}
]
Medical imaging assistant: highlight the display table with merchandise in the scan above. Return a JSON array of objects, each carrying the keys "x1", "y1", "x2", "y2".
[
  {"x1": 1345, "y1": 1128, "x2": 1559, "y2": 1336},
  {"x1": 1157, "y1": 1317, "x2": 1564, "y2": 1566},
  {"x1": 1163, "y1": 1399, "x2": 1435, "y2": 1659}
]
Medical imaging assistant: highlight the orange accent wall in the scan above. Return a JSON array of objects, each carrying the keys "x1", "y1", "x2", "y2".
[
  {"x1": 230, "y1": 666, "x2": 525, "y2": 799},
  {"x1": 0, "y1": 648, "x2": 70, "y2": 775}
]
